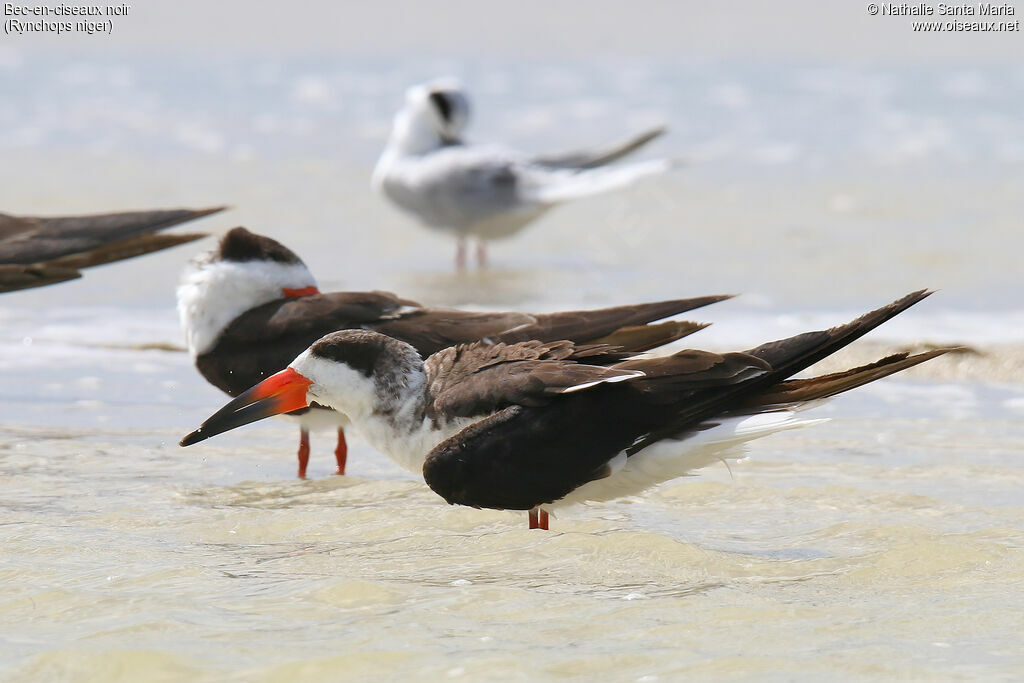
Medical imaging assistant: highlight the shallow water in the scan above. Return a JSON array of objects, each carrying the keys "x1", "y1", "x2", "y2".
[
  {"x1": 3, "y1": 37, "x2": 1024, "y2": 682},
  {"x1": 3, "y1": 375, "x2": 1024, "y2": 681}
]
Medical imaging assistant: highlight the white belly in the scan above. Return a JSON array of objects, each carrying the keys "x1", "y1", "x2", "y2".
[
  {"x1": 550, "y1": 412, "x2": 826, "y2": 510},
  {"x1": 282, "y1": 406, "x2": 350, "y2": 432}
]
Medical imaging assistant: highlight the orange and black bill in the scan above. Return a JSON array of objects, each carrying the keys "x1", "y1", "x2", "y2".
[{"x1": 179, "y1": 368, "x2": 313, "y2": 447}]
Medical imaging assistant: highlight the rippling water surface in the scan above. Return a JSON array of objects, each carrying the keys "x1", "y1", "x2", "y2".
[{"x1": 2, "y1": 33, "x2": 1024, "y2": 682}]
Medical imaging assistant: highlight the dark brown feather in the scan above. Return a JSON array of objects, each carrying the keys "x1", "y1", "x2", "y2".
[
  {"x1": 739, "y1": 349, "x2": 953, "y2": 408},
  {"x1": 423, "y1": 292, "x2": 945, "y2": 511},
  {"x1": 198, "y1": 289, "x2": 725, "y2": 397},
  {"x1": 0, "y1": 207, "x2": 223, "y2": 294},
  {"x1": 425, "y1": 340, "x2": 641, "y2": 418},
  {"x1": 0, "y1": 207, "x2": 224, "y2": 264},
  {"x1": 0, "y1": 263, "x2": 82, "y2": 293},
  {"x1": 46, "y1": 232, "x2": 207, "y2": 270},
  {"x1": 216, "y1": 226, "x2": 302, "y2": 265},
  {"x1": 197, "y1": 291, "x2": 420, "y2": 394},
  {"x1": 0, "y1": 232, "x2": 208, "y2": 295},
  {"x1": 495, "y1": 295, "x2": 732, "y2": 345},
  {"x1": 591, "y1": 320, "x2": 709, "y2": 352},
  {"x1": 625, "y1": 289, "x2": 936, "y2": 452}
]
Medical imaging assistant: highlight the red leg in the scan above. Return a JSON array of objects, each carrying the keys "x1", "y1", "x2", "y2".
[
  {"x1": 297, "y1": 428, "x2": 310, "y2": 479},
  {"x1": 455, "y1": 238, "x2": 467, "y2": 270},
  {"x1": 334, "y1": 428, "x2": 348, "y2": 475},
  {"x1": 475, "y1": 241, "x2": 488, "y2": 269},
  {"x1": 528, "y1": 508, "x2": 539, "y2": 529},
  {"x1": 538, "y1": 509, "x2": 549, "y2": 531}
]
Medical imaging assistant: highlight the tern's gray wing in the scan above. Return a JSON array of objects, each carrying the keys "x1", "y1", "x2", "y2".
[
  {"x1": 381, "y1": 143, "x2": 669, "y2": 233},
  {"x1": 531, "y1": 126, "x2": 667, "y2": 170},
  {"x1": 386, "y1": 147, "x2": 538, "y2": 228}
]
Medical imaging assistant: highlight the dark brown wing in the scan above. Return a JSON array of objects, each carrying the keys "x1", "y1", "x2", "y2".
[
  {"x1": 369, "y1": 309, "x2": 536, "y2": 355},
  {"x1": 44, "y1": 232, "x2": 207, "y2": 271},
  {"x1": 197, "y1": 292, "x2": 716, "y2": 397},
  {"x1": 197, "y1": 291, "x2": 421, "y2": 395},
  {"x1": 0, "y1": 207, "x2": 223, "y2": 294},
  {"x1": 0, "y1": 263, "x2": 82, "y2": 293},
  {"x1": 370, "y1": 295, "x2": 729, "y2": 358},
  {"x1": 0, "y1": 207, "x2": 224, "y2": 264},
  {"x1": 0, "y1": 233, "x2": 208, "y2": 294},
  {"x1": 425, "y1": 340, "x2": 644, "y2": 419},
  {"x1": 0, "y1": 214, "x2": 38, "y2": 243},
  {"x1": 493, "y1": 295, "x2": 731, "y2": 346},
  {"x1": 738, "y1": 349, "x2": 952, "y2": 408},
  {"x1": 423, "y1": 348, "x2": 770, "y2": 509},
  {"x1": 423, "y1": 291, "x2": 944, "y2": 511},
  {"x1": 589, "y1": 320, "x2": 708, "y2": 353},
  {"x1": 624, "y1": 290, "x2": 937, "y2": 453}
]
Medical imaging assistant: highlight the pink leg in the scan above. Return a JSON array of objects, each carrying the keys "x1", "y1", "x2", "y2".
[
  {"x1": 334, "y1": 428, "x2": 348, "y2": 475},
  {"x1": 476, "y1": 241, "x2": 488, "y2": 269},
  {"x1": 455, "y1": 238, "x2": 467, "y2": 270},
  {"x1": 528, "y1": 508, "x2": 539, "y2": 529},
  {"x1": 538, "y1": 509, "x2": 549, "y2": 531},
  {"x1": 297, "y1": 428, "x2": 311, "y2": 479}
]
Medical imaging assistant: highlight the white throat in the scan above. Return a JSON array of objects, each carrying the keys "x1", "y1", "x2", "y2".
[
  {"x1": 292, "y1": 351, "x2": 460, "y2": 473},
  {"x1": 391, "y1": 104, "x2": 448, "y2": 157},
  {"x1": 177, "y1": 256, "x2": 317, "y2": 357}
]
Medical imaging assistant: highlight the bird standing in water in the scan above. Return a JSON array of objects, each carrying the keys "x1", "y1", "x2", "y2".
[
  {"x1": 372, "y1": 79, "x2": 671, "y2": 269},
  {"x1": 182, "y1": 291, "x2": 949, "y2": 530},
  {"x1": 178, "y1": 227, "x2": 729, "y2": 478}
]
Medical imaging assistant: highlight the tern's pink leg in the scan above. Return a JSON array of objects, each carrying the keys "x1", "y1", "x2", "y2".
[
  {"x1": 475, "y1": 241, "x2": 488, "y2": 269},
  {"x1": 334, "y1": 428, "x2": 348, "y2": 475},
  {"x1": 455, "y1": 238, "x2": 467, "y2": 270},
  {"x1": 297, "y1": 428, "x2": 311, "y2": 479}
]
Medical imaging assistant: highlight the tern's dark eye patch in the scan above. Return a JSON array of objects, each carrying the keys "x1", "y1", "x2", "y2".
[{"x1": 429, "y1": 91, "x2": 453, "y2": 123}]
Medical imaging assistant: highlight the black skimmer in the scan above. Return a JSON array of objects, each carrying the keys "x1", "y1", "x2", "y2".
[
  {"x1": 178, "y1": 226, "x2": 731, "y2": 477},
  {"x1": 181, "y1": 290, "x2": 950, "y2": 530},
  {"x1": 372, "y1": 79, "x2": 670, "y2": 268},
  {"x1": 0, "y1": 207, "x2": 223, "y2": 294}
]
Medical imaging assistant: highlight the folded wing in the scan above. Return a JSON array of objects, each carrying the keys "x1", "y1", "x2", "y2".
[
  {"x1": 423, "y1": 291, "x2": 949, "y2": 511},
  {"x1": 0, "y1": 207, "x2": 223, "y2": 294}
]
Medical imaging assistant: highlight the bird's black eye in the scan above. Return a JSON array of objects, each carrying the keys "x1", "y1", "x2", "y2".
[{"x1": 429, "y1": 91, "x2": 453, "y2": 123}]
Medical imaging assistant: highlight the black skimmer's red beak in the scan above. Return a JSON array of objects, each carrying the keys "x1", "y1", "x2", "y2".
[{"x1": 180, "y1": 368, "x2": 313, "y2": 447}]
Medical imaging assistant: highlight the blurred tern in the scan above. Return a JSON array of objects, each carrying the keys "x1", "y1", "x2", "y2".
[
  {"x1": 372, "y1": 79, "x2": 671, "y2": 268},
  {"x1": 178, "y1": 227, "x2": 731, "y2": 477},
  {"x1": 181, "y1": 291, "x2": 949, "y2": 530}
]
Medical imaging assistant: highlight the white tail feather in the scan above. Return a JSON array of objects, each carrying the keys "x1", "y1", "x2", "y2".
[{"x1": 530, "y1": 159, "x2": 671, "y2": 204}]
